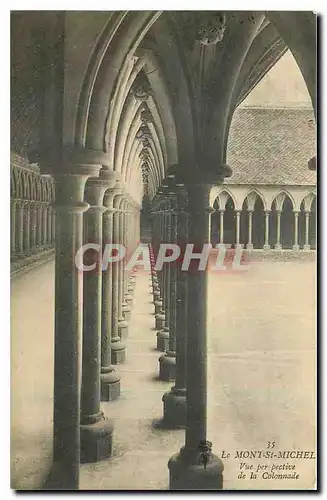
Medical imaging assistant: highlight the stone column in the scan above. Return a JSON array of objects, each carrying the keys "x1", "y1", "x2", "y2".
[
  {"x1": 100, "y1": 187, "x2": 121, "y2": 401},
  {"x1": 111, "y1": 193, "x2": 126, "y2": 364},
  {"x1": 235, "y1": 210, "x2": 241, "y2": 247},
  {"x1": 36, "y1": 202, "x2": 43, "y2": 248},
  {"x1": 118, "y1": 199, "x2": 129, "y2": 340},
  {"x1": 293, "y1": 211, "x2": 300, "y2": 251},
  {"x1": 30, "y1": 202, "x2": 38, "y2": 250},
  {"x1": 168, "y1": 180, "x2": 223, "y2": 490},
  {"x1": 42, "y1": 203, "x2": 48, "y2": 247},
  {"x1": 218, "y1": 209, "x2": 224, "y2": 248},
  {"x1": 303, "y1": 211, "x2": 311, "y2": 251},
  {"x1": 23, "y1": 201, "x2": 31, "y2": 254},
  {"x1": 162, "y1": 183, "x2": 188, "y2": 428},
  {"x1": 263, "y1": 211, "x2": 271, "y2": 250},
  {"x1": 16, "y1": 201, "x2": 24, "y2": 255},
  {"x1": 52, "y1": 159, "x2": 101, "y2": 490},
  {"x1": 247, "y1": 210, "x2": 253, "y2": 250},
  {"x1": 275, "y1": 210, "x2": 282, "y2": 250},
  {"x1": 159, "y1": 190, "x2": 177, "y2": 381},
  {"x1": 157, "y1": 195, "x2": 170, "y2": 352},
  {"x1": 47, "y1": 206, "x2": 53, "y2": 246},
  {"x1": 80, "y1": 172, "x2": 116, "y2": 464},
  {"x1": 52, "y1": 206, "x2": 56, "y2": 244},
  {"x1": 122, "y1": 200, "x2": 132, "y2": 323},
  {"x1": 11, "y1": 200, "x2": 17, "y2": 257}
]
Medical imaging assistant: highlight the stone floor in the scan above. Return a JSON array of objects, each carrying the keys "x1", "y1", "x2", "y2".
[{"x1": 11, "y1": 257, "x2": 316, "y2": 490}]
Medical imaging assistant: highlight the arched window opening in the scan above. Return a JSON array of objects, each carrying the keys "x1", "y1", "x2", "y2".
[
  {"x1": 210, "y1": 199, "x2": 219, "y2": 245},
  {"x1": 269, "y1": 200, "x2": 277, "y2": 248},
  {"x1": 252, "y1": 197, "x2": 265, "y2": 249},
  {"x1": 240, "y1": 199, "x2": 248, "y2": 247},
  {"x1": 224, "y1": 196, "x2": 236, "y2": 247},
  {"x1": 280, "y1": 196, "x2": 294, "y2": 249},
  {"x1": 298, "y1": 200, "x2": 306, "y2": 249}
]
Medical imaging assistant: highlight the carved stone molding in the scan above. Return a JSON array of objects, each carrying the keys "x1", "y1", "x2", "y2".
[
  {"x1": 179, "y1": 11, "x2": 227, "y2": 49},
  {"x1": 131, "y1": 75, "x2": 152, "y2": 101},
  {"x1": 139, "y1": 148, "x2": 151, "y2": 162},
  {"x1": 140, "y1": 105, "x2": 153, "y2": 123},
  {"x1": 136, "y1": 123, "x2": 152, "y2": 140}
]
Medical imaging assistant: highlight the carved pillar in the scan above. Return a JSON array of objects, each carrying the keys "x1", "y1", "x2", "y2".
[
  {"x1": 23, "y1": 201, "x2": 31, "y2": 253},
  {"x1": 118, "y1": 199, "x2": 128, "y2": 340},
  {"x1": 303, "y1": 211, "x2": 311, "y2": 251},
  {"x1": 159, "y1": 190, "x2": 177, "y2": 381},
  {"x1": 47, "y1": 206, "x2": 53, "y2": 246},
  {"x1": 11, "y1": 200, "x2": 17, "y2": 257},
  {"x1": 157, "y1": 195, "x2": 170, "y2": 351},
  {"x1": 168, "y1": 180, "x2": 223, "y2": 490},
  {"x1": 52, "y1": 206, "x2": 56, "y2": 244},
  {"x1": 100, "y1": 187, "x2": 121, "y2": 401},
  {"x1": 163, "y1": 183, "x2": 188, "y2": 427},
  {"x1": 42, "y1": 203, "x2": 48, "y2": 247},
  {"x1": 30, "y1": 202, "x2": 38, "y2": 250},
  {"x1": 52, "y1": 160, "x2": 101, "y2": 490},
  {"x1": 235, "y1": 210, "x2": 241, "y2": 247},
  {"x1": 293, "y1": 211, "x2": 300, "y2": 250},
  {"x1": 218, "y1": 209, "x2": 224, "y2": 247},
  {"x1": 16, "y1": 201, "x2": 24, "y2": 255},
  {"x1": 247, "y1": 210, "x2": 253, "y2": 250},
  {"x1": 122, "y1": 200, "x2": 132, "y2": 323},
  {"x1": 263, "y1": 211, "x2": 271, "y2": 250},
  {"x1": 275, "y1": 210, "x2": 282, "y2": 250},
  {"x1": 80, "y1": 172, "x2": 116, "y2": 463},
  {"x1": 111, "y1": 194, "x2": 126, "y2": 364},
  {"x1": 36, "y1": 202, "x2": 43, "y2": 248}
]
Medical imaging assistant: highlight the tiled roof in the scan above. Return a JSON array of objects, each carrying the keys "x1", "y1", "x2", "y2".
[{"x1": 226, "y1": 107, "x2": 316, "y2": 185}]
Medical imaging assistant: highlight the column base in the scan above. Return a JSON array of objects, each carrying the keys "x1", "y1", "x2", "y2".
[
  {"x1": 154, "y1": 300, "x2": 163, "y2": 315},
  {"x1": 303, "y1": 244, "x2": 311, "y2": 251},
  {"x1": 292, "y1": 244, "x2": 300, "y2": 251},
  {"x1": 80, "y1": 414, "x2": 114, "y2": 464},
  {"x1": 153, "y1": 291, "x2": 161, "y2": 302},
  {"x1": 111, "y1": 340, "x2": 126, "y2": 364},
  {"x1": 246, "y1": 243, "x2": 253, "y2": 250},
  {"x1": 263, "y1": 244, "x2": 270, "y2": 251},
  {"x1": 168, "y1": 448, "x2": 224, "y2": 490},
  {"x1": 124, "y1": 293, "x2": 133, "y2": 305},
  {"x1": 122, "y1": 305, "x2": 131, "y2": 322},
  {"x1": 159, "y1": 351, "x2": 176, "y2": 381},
  {"x1": 100, "y1": 367, "x2": 121, "y2": 401},
  {"x1": 155, "y1": 313, "x2": 165, "y2": 330},
  {"x1": 162, "y1": 387, "x2": 186, "y2": 428},
  {"x1": 157, "y1": 329, "x2": 169, "y2": 352},
  {"x1": 274, "y1": 243, "x2": 282, "y2": 250},
  {"x1": 118, "y1": 320, "x2": 129, "y2": 340}
]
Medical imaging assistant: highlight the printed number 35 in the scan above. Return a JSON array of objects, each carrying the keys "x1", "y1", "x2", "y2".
[{"x1": 267, "y1": 441, "x2": 276, "y2": 449}]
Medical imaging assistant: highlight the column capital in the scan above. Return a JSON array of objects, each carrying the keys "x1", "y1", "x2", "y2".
[
  {"x1": 185, "y1": 182, "x2": 214, "y2": 215},
  {"x1": 293, "y1": 210, "x2": 300, "y2": 215}
]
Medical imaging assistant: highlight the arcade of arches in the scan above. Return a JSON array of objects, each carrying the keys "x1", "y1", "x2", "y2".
[{"x1": 11, "y1": 11, "x2": 317, "y2": 491}]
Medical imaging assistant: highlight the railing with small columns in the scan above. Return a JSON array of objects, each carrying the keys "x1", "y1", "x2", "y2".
[{"x1": 11, "y1": 152, "x2": 55, "y2": 275}]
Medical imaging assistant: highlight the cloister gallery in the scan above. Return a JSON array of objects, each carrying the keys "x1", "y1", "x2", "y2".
[{"x1": 11, "y1": 11, "x2": 316, "y2": 490}]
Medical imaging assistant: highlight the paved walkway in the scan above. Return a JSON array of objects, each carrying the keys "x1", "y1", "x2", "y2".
[{"x1": 11, "y1": 259, "x2": 316, "y2": 490}]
